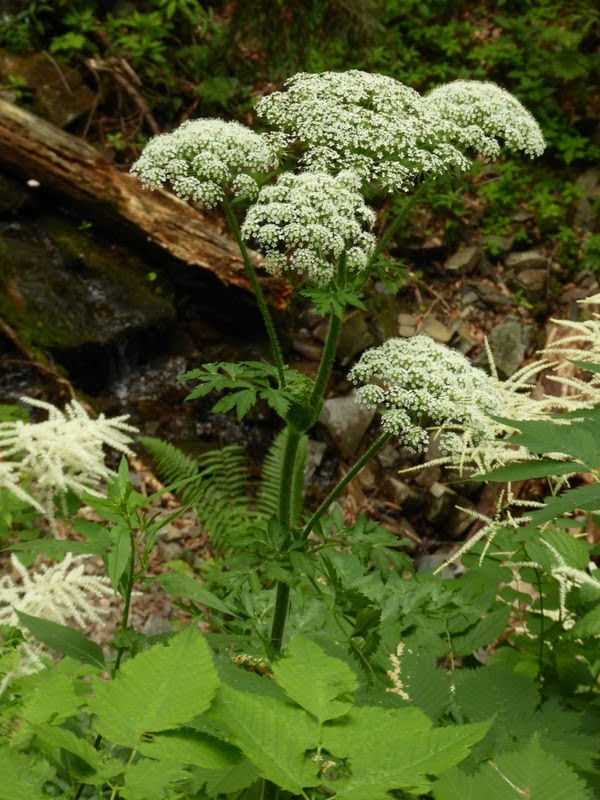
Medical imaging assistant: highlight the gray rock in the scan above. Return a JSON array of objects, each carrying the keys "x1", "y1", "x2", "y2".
[
  {"x1": 510, "y1": 268, "x2": 547, "y2": 300},
  {"x1": 337, "y1": 311, "x2": 374, "y2": 365},
  {"x1": 506, "y1": 250, "x2": 547, "y2": 270},
  {"x1": 319, "y1": 391, "x2": 376, "y2": 459},
  {"x1": 424, "y1": 481, "x2": 459, "y2": 524},
  {"x1": 421, "y1": 316, "x2": 453, "y2": 343},
  {"x1": 398, "y1": 312, "x2": 417, "y2": 337},
  {"x1": 377, "y1": 442, "x2": 402, "y2": 467},
  {"x1": 444, "y1": 245, "x2": 480, "y2": 274},
  {"x1": 383, "y1": 476, "x2": 425, "y2": 512},
  {"x1": 476, "y1": 318, "x2": 527, "y2": 378}
]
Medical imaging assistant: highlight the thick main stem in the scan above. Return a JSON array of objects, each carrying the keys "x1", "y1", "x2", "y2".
[
  {"x1": 222, "y1": 199, "x2": 286, "y2": 386},
  {"x1": 269, "y1": 428, "x2": 302, "y2": 652}
]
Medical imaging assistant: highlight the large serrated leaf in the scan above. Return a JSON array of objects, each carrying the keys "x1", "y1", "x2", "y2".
[
  {"x1": 322, "y1": 706, "x2": 488, "y2": 798},
  {"x1": 0, "y1": 747, "x2": 54, "y2": 800},
  {"x1": 16, "y1": 659, "x2": 91, "y2": 725},
  {"x1": 32, "y1": 723, "x2": 102, "y2": 768},
  {"x1": 89, "y1": 626, "x2": 219, "y2": 747},
  {"x1": 209, "y1": 683, "x2": 321, "y2": 794},
  {"x1": 137, "y1": 729, "x2": 240, "y2": 769},
  {"x1": 121, "y1": 758, "x2": 188, "y2": 800},
  {"x1": 433, "y1": 736, "x2": 593, "y2": 800},
  {"x1": 272, "y1": 634, "x2": 358, "y2": 723}
]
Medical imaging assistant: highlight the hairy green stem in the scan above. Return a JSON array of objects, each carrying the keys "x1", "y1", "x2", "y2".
[
  {"x1": 302, "y1": 432, "x2": 391, "y2": 540},
  {"x1": 222, "y1": 199, "x2": 286, "y2": 386}
]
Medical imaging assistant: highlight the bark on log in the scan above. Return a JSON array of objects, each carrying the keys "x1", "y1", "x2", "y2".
[{"x1": 0, "y1": 97, "x2": 285, "y2": 302}]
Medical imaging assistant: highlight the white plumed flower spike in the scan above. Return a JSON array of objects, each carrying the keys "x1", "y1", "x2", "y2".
[
  {"x1": 0, "y1": 396, "x2": 137, "y2": 516},
  {"x1": 257, "y1": 71, "x2": 545, "y2": 192},
  {"x1": 241, "y1": 170, "x2": 376, "y2": 285},
  {"x1": 131, "y1": 119, "x2": 282, "y2": 207}
]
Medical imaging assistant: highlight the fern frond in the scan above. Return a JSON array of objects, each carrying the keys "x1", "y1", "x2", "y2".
[
  {"x1": 138, "y1": 435, "x2": 202, "y2": 504},
  {"x1": 257, "y1": 430, "x2": 308, "y2": 524},
  {"x1": 139, "y1": 436, "x2": 254, "y2": 549}
]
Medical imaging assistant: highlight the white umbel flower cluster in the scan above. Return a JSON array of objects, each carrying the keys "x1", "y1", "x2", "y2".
[
  {"x1": 0, "y1": 554, "x2": 112, "y2": 693},
  {"x1": 0, "y1": 397, "x2": 137, "y2": 516},
  {"x1": 257, "y1": 71, "x2": 545, "y2": 192},
  {"x1": 241, "y1": 170, "x2": 376, "y2": 284},
  {"x1": 349, "y1": 335, "x2": 503, "y2": 453},
  {"x1": 131, "y1": 119, "x2": 282, "y2": 207}
]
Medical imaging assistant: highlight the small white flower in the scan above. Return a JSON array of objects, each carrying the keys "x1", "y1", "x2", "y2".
[
  {"x1": 349, "y1": 335, "x2": 503, "y2": 453},
  {"x1": 257, "y1": 71, "x2": 545, "y2": 192},
  {"x1": 241, "y1": 170, "x2": 376, "y2": 285},
  {"x1": 131, "y1": 119, "x2": 281, "y2": 207}
]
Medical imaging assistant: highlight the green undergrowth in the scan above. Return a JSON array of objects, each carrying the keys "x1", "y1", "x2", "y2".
[
  {"x1": 1, "y1": 1, "x2": 598, "y2": 271},
  {"x1": 1, "y1": 398, "x2": 599, "y2": 798}
]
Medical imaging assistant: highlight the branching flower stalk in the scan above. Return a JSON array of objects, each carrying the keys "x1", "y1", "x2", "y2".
[{"x1": 131, "y1": 70, "x2": 547, "y2": 656}]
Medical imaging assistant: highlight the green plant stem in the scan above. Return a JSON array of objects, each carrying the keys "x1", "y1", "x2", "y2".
[
  {"x1": 222, "y1": 198, "x2": 286, "y2": 386},
  {"x1": 269, "y1": 427, "x2": 302, "y2": 653},
  {"x1": 301, "y1": 432, "x2": 392, "y2": 540},
  {"x1": 309, "y1": 311, "x2": 342, "y2": 410},
  {"x1": 113, "y1": 528, "x2": 137, "y2": 674}
]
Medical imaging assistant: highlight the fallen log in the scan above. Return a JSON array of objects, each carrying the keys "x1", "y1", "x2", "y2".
[{"x1": 0, "y1": 97, "x2": 285, "y2": 302}]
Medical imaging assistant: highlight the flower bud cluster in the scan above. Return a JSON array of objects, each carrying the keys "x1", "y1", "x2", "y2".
[
  {"x1": 349, "y1": 335, "x2": 503, "y2": 453},
  {"x1": 131, "y1": 119, "x2": 282, "y2": 207},
  {"x1": 241, "y1": 170, "x2": 376, "y2": 284}
]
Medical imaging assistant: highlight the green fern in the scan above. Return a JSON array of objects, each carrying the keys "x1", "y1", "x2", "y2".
[
  {"x1": 139, "y1": 436, "x2": 254, "y2": 547},
  {"x1": 138, "y1": 436, "x2": 201, "y2": 504},
  {"x1": 257, "y1": 429, "x2": 308, "y2": 524}
]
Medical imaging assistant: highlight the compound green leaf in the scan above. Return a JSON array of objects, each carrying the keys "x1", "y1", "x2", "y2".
[
  {"x1": 322, "y1": 706, "x2": 488, "y2": 798},
  {"x1": 0, "y1": 747, "x2": 54, "y2": 800},
  {"x1": 138, "y1": 729, "x2": 240, "y2": 769},
  {"x1": 32, "y1": 723, "x2": 101, "y2": 769},
  {"x1": 209, "y1": 683, "x2": 320, "y2": 794},
  {"x1": 89, "y1": 626, "x2": 219, "y2": 747},
  {"x1": 121, "y1": 757, "x2": 188, "y2": 800},
  {"x1": 272, "y1": 634, "x2": 358, "y2": 722},
  {"x1": 433, "y1": 736, "x2": 593, "y2": 800}
]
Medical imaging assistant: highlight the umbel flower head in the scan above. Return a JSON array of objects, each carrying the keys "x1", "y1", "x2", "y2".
[
  {"x1": 131, "y1": 119, "x2": 282, "y2": 207},
  {"x1": 257, "y1": 70, "x2": 545, "y2": 192},
  {"x1": 241, "y1": 170, "x2": 376, "y2": 284},
  {"x1": 0, "y1": 396, "x2": 137, "y2": 516},
  {"x1": 349, "y1": 335, "x2": 503, "y2": 453}
]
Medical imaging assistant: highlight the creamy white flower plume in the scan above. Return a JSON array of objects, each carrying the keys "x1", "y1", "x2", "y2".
[
  {"x1": 0, "y1": 397, "x2": 137, "y2": 516},
  {"x1": 131, "y1": 118, "x2": 282, "y2": 207},
  {"x1": 0, "y1": 554, "x2": 113, "y2": 693},
  {"x1": 241, "y1": 170, "x2": 376, "y2": 284},
  {"x1": 0, "y1": 554, "x2": 112, "y2": 629},
  {"x1": 257, "y1": 71, "x2": 545, "y2": 192}
]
